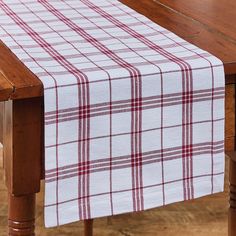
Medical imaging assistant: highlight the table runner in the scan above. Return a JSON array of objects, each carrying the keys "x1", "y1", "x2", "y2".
[{"x1": 0, "y1": 0, "x2": 225, "y2": 227}]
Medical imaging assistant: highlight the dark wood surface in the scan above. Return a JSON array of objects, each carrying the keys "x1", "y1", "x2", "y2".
[
  {"x1": 0, "y1": 73, "x2": 13, "y2": 102},
  {"x1": 2, "y1": 98, "x2": 43, "y2": 235},
  {"x1": 0, "y1": 41, "x2": 43, "y2": 101},
  {"x1": 3, "y1": 98, "x2": 43, "y2": 196},
  {"x1": 121, "y1": 0, "x2": 236, "y2": 75},
  {"x1": 229, "y1": 153, "x2": 236, "y2": 236},
  {"x1": 0, "y1": 103, "x2": 3, "y2": 144},
  {"x1": 84, "y1": 220, "x2": 94, "y2": 236},
  {"x1": 156, "y1": 0, "x2": 236, "y2": 41},
  {"x1": 8, "y1": 193, "x2": 36, "y2": 236}
]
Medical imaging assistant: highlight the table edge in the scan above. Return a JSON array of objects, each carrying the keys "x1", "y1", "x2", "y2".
[{"x1": 0, "y1": 1, "x2": 236, "y2": 102}]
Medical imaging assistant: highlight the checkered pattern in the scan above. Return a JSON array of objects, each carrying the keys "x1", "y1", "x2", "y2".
[{"x1": 0, "y1": 0, "x2": 225, "y2": 227}]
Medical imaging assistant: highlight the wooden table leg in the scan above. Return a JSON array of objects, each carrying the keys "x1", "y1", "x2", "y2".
[
  {"x1": 3, "y1": 98, "x2": 43, "y2": 236},
  {"x1": 8, "y1": 193, "x2": 36, "y2": 236},
  {"x1": 0, "y1": 102, "x2": 3, "y2": 168},
  {"x1": 229, "y1": 156, "x2": 236, "y2": 236},
  {"x1": 84, "y1": 219, "x2": 94, "y2": 236}
]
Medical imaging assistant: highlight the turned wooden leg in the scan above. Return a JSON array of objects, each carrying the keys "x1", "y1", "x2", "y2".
[
  {"x1": 8, "y1": 193, "x2": 36, "y2": 236},
  {"x1": 229, "y1": 157, "x2": 236, "y2": 236},
  {"x1": 3, "y1": 99, "x2": 43, "y2": 235},
  {"x1": 84, "y1": 219, "x2": 93, "y2": 236}
]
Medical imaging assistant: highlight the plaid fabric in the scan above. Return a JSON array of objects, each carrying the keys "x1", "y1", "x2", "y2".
[{"x1": 0, "y1": 0, "x2": 225, "y2": 227}]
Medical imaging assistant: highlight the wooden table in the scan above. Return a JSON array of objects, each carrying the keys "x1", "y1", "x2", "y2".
[{"x1": 1, "y1": 0, "x2": 236, "y2": 235}]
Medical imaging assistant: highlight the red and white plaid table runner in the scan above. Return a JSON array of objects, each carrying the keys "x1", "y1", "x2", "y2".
[{"x1": 0, "y1": 0, "x2": 225, "y2": 227}]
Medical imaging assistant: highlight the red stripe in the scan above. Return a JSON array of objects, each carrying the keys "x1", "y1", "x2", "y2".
[
  {"x1": 39, "y1": 0, "x2": 147, "y2": 213},
  {"x1": 45, "y1": 171, "x2": 224, "y2": 208},
  {"x1": 38, "y1": 0, "x2": 144, "y2": 215},
  {"x1": 110, "y1": 0, "x2": 221, "y2": 200},
  {"x1": 160, "y1": 65, "x2": 166, "y2": 205},
  {"x1": 79, "y1": 0, "x2": 198, "y2": 202},
  {"x1": 0, "y1": 0, "x2": 224, "y2": 223},
  {"x1": 45, "y1": 142, "x2": 224, "y2": 182},
  {"x1": 44, "y1": 92, "x2": 224, "y2": 125},
  {"x1": 22, "y1": 54, "x2": 214, "y2": 79},
  {"x1": 46, "y1": 140, "x2": 224, "y2": 174},
  {"x1": 45, "y1": 87, "x2": 224, "y2": 116}
]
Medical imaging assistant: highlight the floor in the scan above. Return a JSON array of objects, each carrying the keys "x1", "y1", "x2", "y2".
[{"x1": 0, "y1": 150, "x2": 229, "y2": 236}]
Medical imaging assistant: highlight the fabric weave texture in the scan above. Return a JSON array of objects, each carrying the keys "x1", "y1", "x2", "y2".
[{"x1": 0, "y1": 0, "x2": 225, "y2": 227}]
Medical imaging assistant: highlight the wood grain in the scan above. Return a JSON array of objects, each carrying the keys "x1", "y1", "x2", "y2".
[
  {"x1": 229, "y1": 153, "x2": 236, "y2": 236},
  {"x1": 226, "y1": 137, "x2": 235, "y2": 153},
  {"x1": 121, "y1": 0, "x2": 236, "y2": 75},
  {"x1": 0, "y1": 103, "x2": 3, "y2": 168},
  {"x1": 0, "y1": 103, "x2": 3, "y2": 144},
  {"x1": 8, "y1": 193, "x2": 36, "y2": 236},
  {"x1": 0, "y1": 73, "x2": 13, "y2": 102},
  {"x1": 3, "y1": 98, "x2": 43, "y2": 196},
  {"x1": 155, "y1": 0, "x2": 236, "y2": 42},
  {"x1": 84, "y1": 220, "x2": 93, "y2": 236},
  {"x1": 0, "y1": 41, "x2": 43, "y2": 101},
  {"x1": 225, "y1": 84, "x2": 235, "y2": 139}
]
